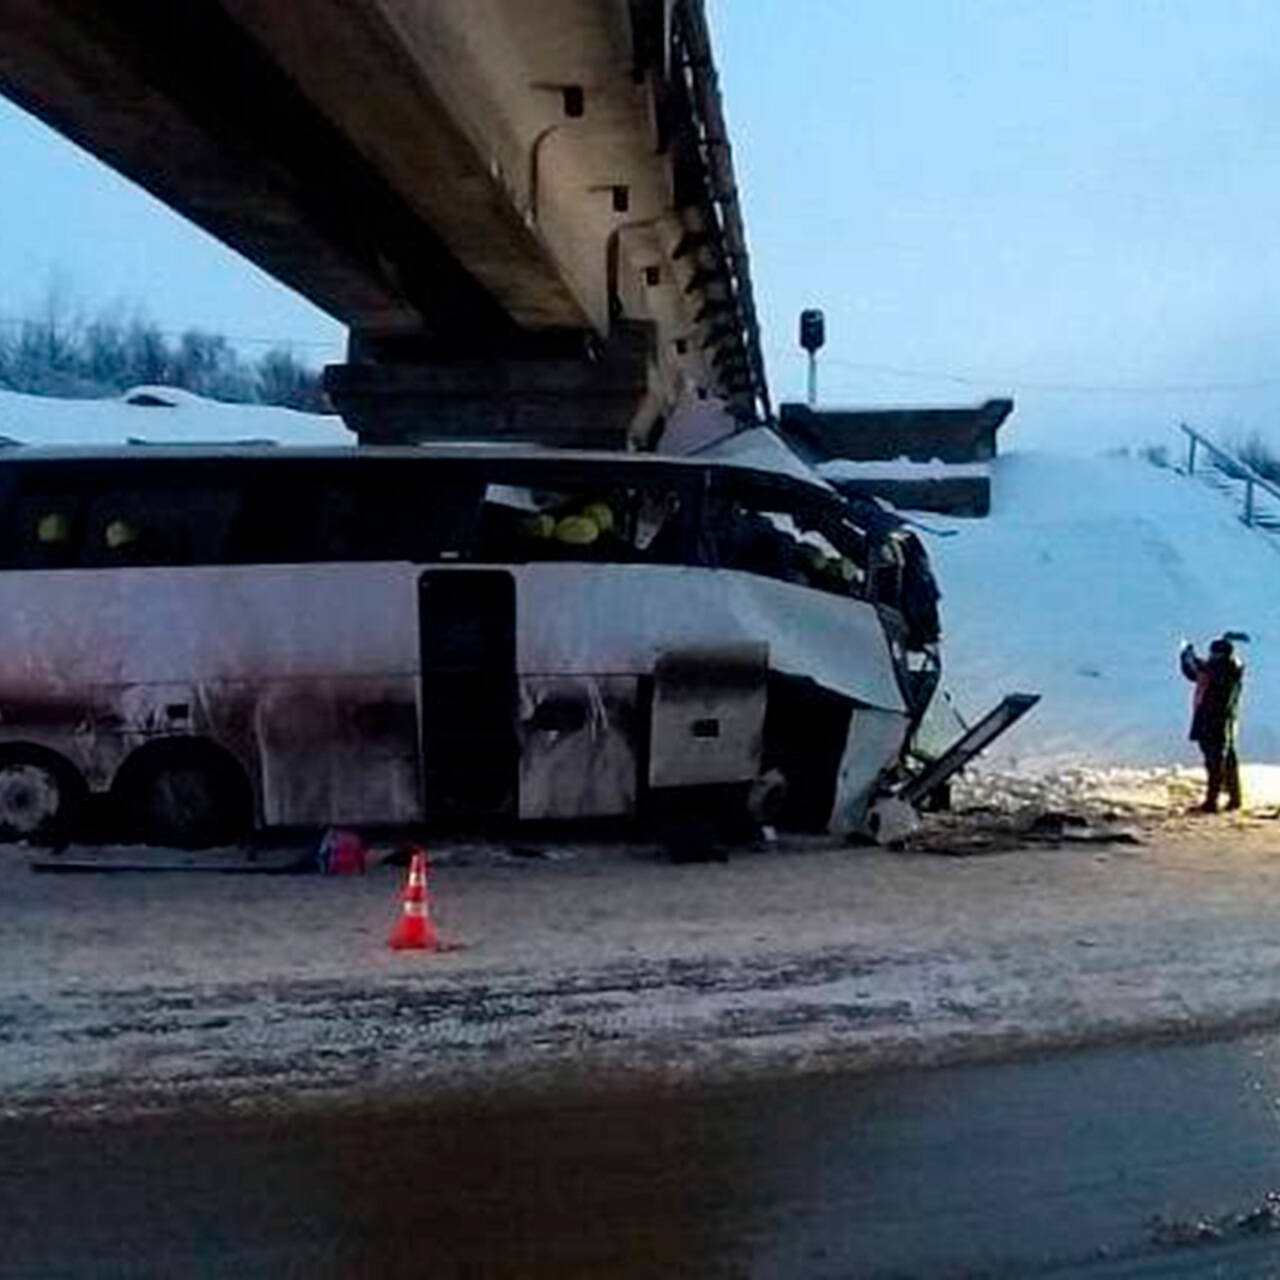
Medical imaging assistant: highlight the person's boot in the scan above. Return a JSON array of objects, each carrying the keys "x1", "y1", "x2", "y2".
[
  {"x1": 1202, "y1": 758, "x2": 1225, "y2": 814},
  {"x1": 1225, "y1": 760, "x2": 1242, "y2": 811}
]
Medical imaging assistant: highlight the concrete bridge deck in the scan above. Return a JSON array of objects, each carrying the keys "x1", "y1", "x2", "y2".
[{"x1": 0, "y1": 1, "x2": 768, "y2": 445}]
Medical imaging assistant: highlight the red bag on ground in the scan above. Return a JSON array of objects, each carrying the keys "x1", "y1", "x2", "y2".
[{"x1": 318, "y1": 827, "x2": 367, "y2": 875}]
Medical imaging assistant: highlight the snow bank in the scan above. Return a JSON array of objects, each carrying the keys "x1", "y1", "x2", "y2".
[
  {"x1": 931, "y1": 452, "x2": 1280, "y2": 771},
  {"x1": 0, "y1": 385, "x2": 354, "y2": 446},
  {"x1": 818, "y1": 457, "x2": 991, "y2": 481}
]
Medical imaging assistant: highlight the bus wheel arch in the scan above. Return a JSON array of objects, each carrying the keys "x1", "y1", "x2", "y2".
[
  {"x1": 111, "y1": 737, "x2": 253, "y2": 849},
  {"x1": 0, "y1": 744, "x2": 87, "y2": 843}
]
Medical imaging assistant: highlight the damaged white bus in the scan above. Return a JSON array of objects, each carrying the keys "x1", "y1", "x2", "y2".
[{"x1": 0, "y1": 443, "x2": 944, "y2": 846}]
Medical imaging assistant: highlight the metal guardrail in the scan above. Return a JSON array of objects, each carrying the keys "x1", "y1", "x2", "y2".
[{"x1": 1179, "y1": 422, "x2": 1280, "y2": 527}]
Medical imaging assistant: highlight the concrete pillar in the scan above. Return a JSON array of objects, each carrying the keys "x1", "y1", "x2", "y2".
[{"x1": 324, "y1": 322, "x2": 655, "y2": 449}]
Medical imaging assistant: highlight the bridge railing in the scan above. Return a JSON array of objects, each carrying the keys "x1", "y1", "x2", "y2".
[{"x1": 1179, "y1": 422, "x2": 1280, "y2": 527}]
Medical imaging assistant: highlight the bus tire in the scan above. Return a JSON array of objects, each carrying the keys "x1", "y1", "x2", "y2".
[
  {"x1": 114, "y1": 740, "x2": 252, "y2": 849},
  {"x1": 0, "y1": 745, "x2": 86, "y2": 844}
]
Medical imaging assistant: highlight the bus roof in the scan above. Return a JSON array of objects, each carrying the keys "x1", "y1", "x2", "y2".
[{"x1": 0, "y1": 438, "x2": 833, "y2": 488}]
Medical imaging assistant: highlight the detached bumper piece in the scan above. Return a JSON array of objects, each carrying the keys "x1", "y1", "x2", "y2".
[{"x1": 897, "y1": 693, "x2": 1041, "y2": 809}]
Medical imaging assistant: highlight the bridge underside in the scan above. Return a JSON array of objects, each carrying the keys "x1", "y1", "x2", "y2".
[{"x1": 0, "y1": 0, "x2": 768, "y2": 447}]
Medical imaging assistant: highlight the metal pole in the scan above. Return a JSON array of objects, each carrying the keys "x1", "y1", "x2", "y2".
[
  {"x1": 1246, "y1": 478, "x2": 1255, "y2": 526},
  {"x1": 1188, "y1": 435, "x2": 1197, "y2": 475},
  {"x1": 807, "y1": 350, "x2": 817, "y2": 407}
]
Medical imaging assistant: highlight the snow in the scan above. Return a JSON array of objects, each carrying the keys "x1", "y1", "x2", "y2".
[
  {"x1": 7, "y1": 818, "x2": 1280, "y2": 1114},
  {"x1": 818, "y1": 457, "x2": 991, "y2": 481},
  {"x1": 928, "y1": 452, "x2": 1280, "y2": 774},
  {"x1": 0, "y1": 385, "x2": 354, "y2": 446}
]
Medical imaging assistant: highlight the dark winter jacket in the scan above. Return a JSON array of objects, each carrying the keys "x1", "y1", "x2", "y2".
[{"x1": 1180, "y1": 645, "x2": 1243, "y2": 746}]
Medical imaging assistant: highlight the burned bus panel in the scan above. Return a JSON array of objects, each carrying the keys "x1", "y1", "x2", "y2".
[{"x1": 517, "y1": 675, "x2": 639, "y2": 820}]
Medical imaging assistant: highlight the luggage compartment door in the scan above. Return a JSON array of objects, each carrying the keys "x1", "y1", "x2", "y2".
[
  {"x1": 419, "y1": 570, "x2": 516, "y2": 819},
  {"x1": 649, "y1": 643, "x2": 768, "y2": 789}
]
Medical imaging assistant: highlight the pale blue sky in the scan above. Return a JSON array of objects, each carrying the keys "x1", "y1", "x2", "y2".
[
  {"x1": 0, "y1": 96, "x2": 347, "y2": 364},
  {"x1": 712, "y1": 0, "x2": 1280, "y2": 451},
  {"x1": 5, "y1": 3, "x2": 1280, "y2": 451}
]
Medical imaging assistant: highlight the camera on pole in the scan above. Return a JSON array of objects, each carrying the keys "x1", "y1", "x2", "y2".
[
  {"x1": 799, "y1": 308, "x2": 825, "y2": 406},
  {"x1": 799, "y1": 309, "x2": 825, "y2": 354}
]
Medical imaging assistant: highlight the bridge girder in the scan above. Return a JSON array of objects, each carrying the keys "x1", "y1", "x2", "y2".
[{"x1": 0, "y1": 0, "x2": 769, "y2": 445}]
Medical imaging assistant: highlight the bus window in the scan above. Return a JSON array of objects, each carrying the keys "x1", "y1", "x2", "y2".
[
  {"x1": 479, "y1": 487, "x2": 630, "y2": 561},
  {"x1": 83, "y1": 486, "x2": 238, "y2": 567},
  {"x1": 704, "y1": 469, "x2": 872, "y2": 599},
  {"x1": 708, "y1": 498, "x2": 803, "y2": 582},
  {"x1": 13, "y1": 500, "x2": 83, "y2": 568},
  {"x1": 707, "y1": 496, "x2": 864, "y2": 598},
  {"x1": 228, "y1": 463, "x2": 485, "y2": 565},
  {"x1": 871, "y1": 534, "x2": 906, "y2": 610},
  {"x1": 478, "y1": 483, "x2": 690, "y2": 565},
  {"x1": 0, "y1": 478, "x2": 81, "y2": 568},
  {"x1": 762, "y1": 513, "x2": 863, "y2": 595},
  {"x1": 313, "y1": 469, "x2": 484, "y2": 562},
  {"x1": 0, "y1": 466, "x2": 84, "y2": 569},
  {"x1": 37, "y1": 511, "x2": 73, "y2": 547}
]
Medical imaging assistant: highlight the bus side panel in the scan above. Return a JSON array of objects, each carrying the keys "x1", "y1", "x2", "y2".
[
  {"x1": 515, "y1": 564, "x2": 906, "y2": 713},
  {"x1": 830, "y1": 707, "x2": 912, "y2": 833},
  {"x1": 516, "y1": 676, "x2": 638, "y2": 820},
  {"x1": 254, "y1": 676, "x2": 421, "y2": 827},
  {"x1": 0, "y1": 564, "x2": 423, "y2": 828},
  {"x1": 514, "y1": 564, "x2": 910, "y2": 830},
  {"x1": 207, "y1": 564, "x2": 422, "y2": 827}
]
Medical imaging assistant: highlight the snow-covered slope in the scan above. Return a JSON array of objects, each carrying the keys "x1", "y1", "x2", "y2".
[
  {"x1": 930, "y1": 452, "x2": 1280, "y2": 771},
  {"x1": 0, "y1": 385, "x2": 353, "y2": 446}
]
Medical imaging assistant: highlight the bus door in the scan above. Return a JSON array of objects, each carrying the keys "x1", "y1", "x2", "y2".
[{"x1": 418, "y1": 570, "x2": 517, "y2": 820}]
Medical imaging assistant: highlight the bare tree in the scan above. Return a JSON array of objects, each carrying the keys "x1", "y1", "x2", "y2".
[
  {"x1": 0, "y1": 284, "x2": 331, "y2": 410},
  {"x1": 255, "y1": 347, "x2": 327, "y2": 411}
]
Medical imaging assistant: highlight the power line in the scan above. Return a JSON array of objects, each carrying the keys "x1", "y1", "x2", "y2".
[
  {"x1": 770, "y1": 349, "x2": 1280, "y2": 396},
  {"x1": 0, "y1": 312, "x2": 343, "y2": 351}
]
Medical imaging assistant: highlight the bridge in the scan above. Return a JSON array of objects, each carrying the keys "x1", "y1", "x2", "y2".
[{"x1": 0, "y1": 0, "x2": 769, "y2": 447}]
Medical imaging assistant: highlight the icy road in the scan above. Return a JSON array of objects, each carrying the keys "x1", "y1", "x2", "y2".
[
  {"x1": 6, "y1": 804, "x2": 1280, "y2": 1116},
  {"x1": 9, "y1": 1031, "x2": 1280, "y2": 1277}
]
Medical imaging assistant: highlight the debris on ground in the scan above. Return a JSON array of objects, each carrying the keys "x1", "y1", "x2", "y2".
[
  {"x1": 1149, "y1": 1191, "x2": 1280, "y2": 1249},
  {"x1": 905, "y1": 760, "x2": 1280, "y2": 855},
  {"x1": 27, "y1": 842, "x2": 317, "y2": 874},
  {"x1": 952, "y1": 765, "x2": 1203, "y2": 818},
  {"x1": 901, "y1": 807, "x2": 1144, "y2": 856}
]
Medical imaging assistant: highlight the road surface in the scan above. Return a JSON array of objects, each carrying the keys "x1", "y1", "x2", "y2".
[{"x1": 8, "y1": 1030, "x2": 1280, "y2": 1277}]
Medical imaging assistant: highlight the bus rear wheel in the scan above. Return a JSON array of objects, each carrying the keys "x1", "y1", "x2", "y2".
[
  {"x1": 0, "y1": 747, "x2": 85, "y2": 843},
  {"x1": 116, "y1": 741, "x2": 252, "y2": 849}
]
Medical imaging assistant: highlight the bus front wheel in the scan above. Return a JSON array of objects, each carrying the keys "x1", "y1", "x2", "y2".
[
  {"x1": 115, "y1": 741, "x2": 252, "y2": 849},
  {"x1": 0, "y1": 746, "x2": 85, "y2": 844}
]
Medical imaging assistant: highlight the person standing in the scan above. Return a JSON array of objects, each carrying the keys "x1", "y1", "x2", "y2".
[{"x1": 1179, "y1": 636, "x2": 1244, "y2": 813}]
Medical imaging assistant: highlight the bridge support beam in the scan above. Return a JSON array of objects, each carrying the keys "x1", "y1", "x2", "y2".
[
  {"x1": 325, "y1": 323, "x2": 656, "y2": 449},
  {"x1": 0, "y1": 0, "x2": 769, "y2": 440}
]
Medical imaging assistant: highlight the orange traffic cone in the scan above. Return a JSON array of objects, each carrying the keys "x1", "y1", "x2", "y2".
[{"x1": 388, "y1": 848, "x2": 440, "y2": 952}]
